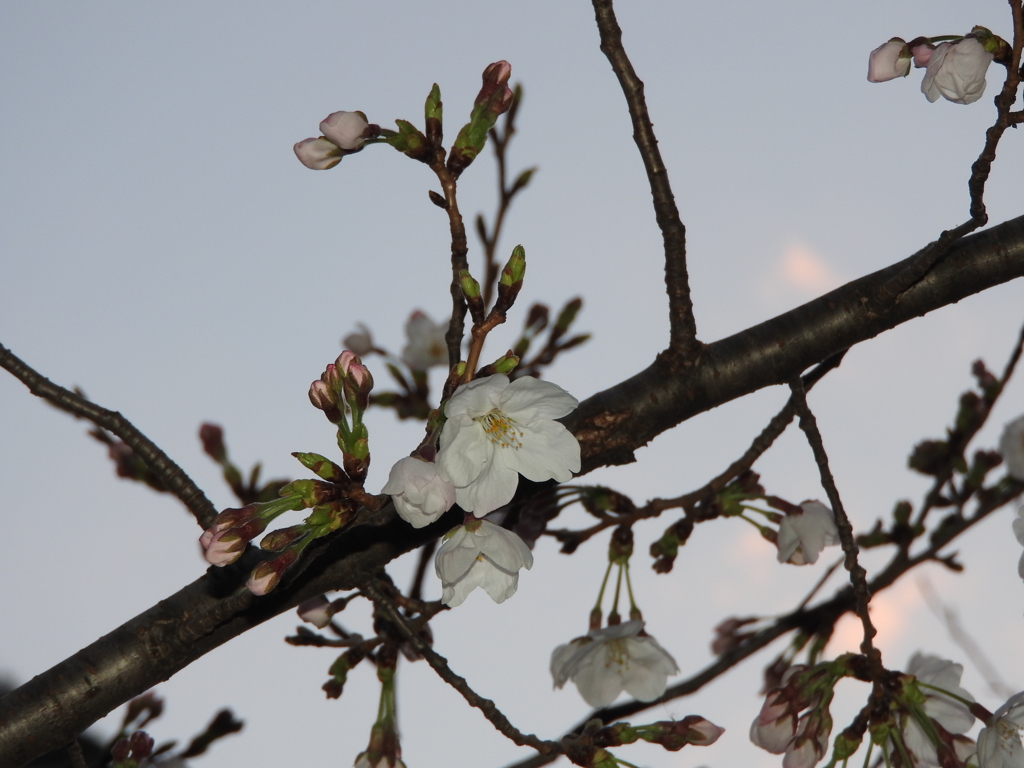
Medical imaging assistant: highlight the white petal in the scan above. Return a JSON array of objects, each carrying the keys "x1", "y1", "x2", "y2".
[
  {"x1": 502, "y1": 419, "x2": 581, "y2": 482},
  {"x1": 573, "y1": 646, "x2": 627, "y2": 708},
  {"x1": 441, "y1": 559, "x2": 488, "y2": 607},
  {"x1": 477, "y1": 522, "x2": 534, "y2": 572},
  {"x1": 444, "y1": 375, "x2": 509, "y2": 420},
  {"x1": 477, "y1": 563, "x2": 519, "y2": 603},
  {"x1": 499, "y1": 376, "x2": 579, "y2": 422},
  {"x1": 437, "y1": 416, "x2": 491, "y2": 488},
  {"x1": 454, "y1": 456, "x2": 519, "y2": 514}
]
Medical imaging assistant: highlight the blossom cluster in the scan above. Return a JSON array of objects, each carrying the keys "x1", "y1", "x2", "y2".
[
  {"x1": 382, "y1": 372, "x2": 580, "y2": 606},
  {"x1": 867, "y1": 28, "x2": 1003, "y2": 105}
]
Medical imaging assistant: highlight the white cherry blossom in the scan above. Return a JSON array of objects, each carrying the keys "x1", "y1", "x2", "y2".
[
  {"x1": 436, "y1": 374, "x2": 580, "y2": 515},
  {"x1": 382, "y1": 456, "x2": 456, "y2": 528},
  {"x1": 978, "y1": 691, "x2": 1024, "y2": 768},
  {"x1": 1013, "y1": 507, "x2": 1024, "y2": 581},
  {"x1": 1001, "y1": 415, "x2": 1024, "y2": 481},
  {"x1": 401, "y1": 311, "x2": 449, "y2": 371},
  {"x1": 777, "y1": 501, "x2": 840, "y2": 565},
  {"x1": 921, "y1": 38, "x2": 993, "y2": 105},
  {"x1": 434, "y1": 520, "x2": 533, "y2": 607},
  {"x1": 550, "y1": 620, "x2": 679, "y2": 708},
  {"x1": 897, "y1": 653, "x2": 976, "y2": 766},
  {"x1": 868, "y1": 39, "x2": 912, "y2": 82}
]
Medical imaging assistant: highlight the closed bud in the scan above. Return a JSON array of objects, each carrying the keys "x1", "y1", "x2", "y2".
[
  {"x1": 260, "y1": 525, "x2": 307, "y2": 552},
  {"x1": 199, "y1": 423, "x2": 227, "y2": 461},
  {"x1": 246, "y1": 548, "x2": 301, "y2": 596},
  {"x1": 492, "y1": 352, "x2": 519, "y2": 375},
  {"x1": 500, "y1": 245, "x2": 527, "y2": 287}
]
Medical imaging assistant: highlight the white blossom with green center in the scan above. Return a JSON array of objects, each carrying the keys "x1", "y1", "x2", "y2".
[
  {"x1": 550, "y1": 620, "x2": 679, "y2": 708},
  {"x1": 436, "y1": 374, "x2": 580, "y2": 515}
]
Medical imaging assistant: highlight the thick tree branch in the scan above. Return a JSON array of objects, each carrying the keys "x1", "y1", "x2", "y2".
[
  {"x1": 2, "y1": 215, "x2": 1023, "y2": 767},
  {"x1": 566, "y1": 213, "x2": 1024, "y2": 473},
  {"x1": 0, "y1": 343, "x2": 218, "y2": 528},
  {"x1": 592, "y1": 0, "x2": 699, "y2": 357}
]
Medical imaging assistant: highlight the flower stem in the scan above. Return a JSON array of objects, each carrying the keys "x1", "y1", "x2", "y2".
[
  {"x1": 624, "y1": 562, "x2": 640, "y2": 619},
  {"x1": 609, "y1": 563, "x2": 624, "y2": 622},
  {"x1": 593, "y1": 560, "x2": 613, "y2": 614}
]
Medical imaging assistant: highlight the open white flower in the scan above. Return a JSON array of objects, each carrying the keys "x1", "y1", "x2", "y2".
[
  {"x1": 897, "y1": 653, "x2": 976, "y2": 766},
  {"x1": 434, "y1": 519, "x2": 533, "y2": 607},
  {"x1": 436, "y1": 374, "x2": 580, "y2": 515},
  {"x1": 382, "y1": 456, "x2": 456, "y2": 528},
  {"x1": 1001, "y1": 415, "x2": 1024, "y2": 482},
  {"x1": 401, "y1": 311, "x2": 449, "y2": 371},
  {"x1": 777, "y1": 501, "x2": 840, "y2": 565},
  {"x1": 550, "y1": 620, "x2": 679, "y2": 708},
  {"x1": 921, "y1": 38, "x2": 993, "y2": 104},
  {"x1": 978, "y1": 691, "x2": 1024, "y2": 768}
]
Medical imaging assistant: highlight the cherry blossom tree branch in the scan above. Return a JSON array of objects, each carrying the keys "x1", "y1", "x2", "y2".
[
  {"x1": 591, "y1": 0, "x2": 699, "y2": 358},
  {"x1": 362, "y1": 580, "x2": 564, "y2": 757},
  {"x1": 2, "y1": 217, "x2": 1023, "y2": 767},
  {"x1": 0, "y1": 342, "x2": 218, "y2": 529},
  {"x1": 566, "y1": 212, "x2": 1024, "y2": 473},
  {"x1": 788, "y1": 378, "x2": 880, "y2": 667},
  {"x1": 431, "y1": 161, "x2": 470, "y2": 368}
]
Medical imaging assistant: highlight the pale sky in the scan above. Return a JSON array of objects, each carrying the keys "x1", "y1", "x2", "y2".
[{"x1": 2, "y1": 2, "x2": 1024, "y2": 767}]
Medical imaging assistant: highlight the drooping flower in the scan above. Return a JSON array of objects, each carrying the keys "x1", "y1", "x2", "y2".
[
  {"x1": 550, "y1": 620, "x2": 679, "y2": 708},
  {"x1": 776, "y1": 501, "x2": 840, "y2": 565},
  {"x1": 294, "y1": 110, "x2": 370, "y2": 170},
  {"x1": 435, "y1": 374, "x2": 581, "y2": 515},
  {"x1": 921, "y1": 38, "x2": 993, "y2": 104},
  {"x1": 343, "y1": 324, "x2": 374, "y2": 356},
  {"x1": 434, "y1": 519, "x2": 533, "y2": 607},
  {"x1": 977, "y1": 691, "x2": 1024, "y2": 768},
  {"x1": 895, "y1": 653, "x2": 976, "y2": 767},
  {"x1": 868, "y1": 39, "x2": 912, "y2": 82},
  {"x1": 401, "y1": 310, "x2": 449, "y2": 371},
  {"x1": 382, "y1": 456, "x2": 456, "y2": 528},
  {"x1": 1000, "y1": 414, "x2": 1024, "y2": 481}
]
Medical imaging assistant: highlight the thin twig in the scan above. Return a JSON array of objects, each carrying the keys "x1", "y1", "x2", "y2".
[
  {"x1": 916, "y1": 575, "x2": 1016, "y2": 699},
  {"x1": 407, "y1": 540, "x2": 438, "y2": 604},
  {"x1": 65, "y1": 740, "x2": 88, "y2": 768},
  {"x1": 591, "y1": 0, "x2": 699, "y2": 358},
  {"x1": 788, "y1": 378, "x2": 879, "y2": 666},
  {"x1": 362, "y1": 580, "x2": 562, "y2": 757},
  {"x1": 0, "y1": 342, "x2": 218, "y2": 528},
  {"x1": 870, "y1": 6, "x2": 1024, "y2": 312}
]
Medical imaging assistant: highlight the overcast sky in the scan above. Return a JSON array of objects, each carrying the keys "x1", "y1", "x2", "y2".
[{"x1": 2, "y1": 2, "x2": 1024, "y2": 767}]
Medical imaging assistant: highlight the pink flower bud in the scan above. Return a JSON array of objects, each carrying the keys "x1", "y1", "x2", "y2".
[
  {"x1": 246, "y1": 549, "x2": 300, "y2": 596},
  {"x1": 475, "y1": 60, "x2": 514, "y2": 117},
  {"x1": 308, "y1": 379, "x2": 336, "y2": 411},
  {"x1": 203, "y1": 530, "x2": 246, "y2": 566},
  {"x1": 198, "y1": 422, "x2": 226, "y2": 461},
  {"x1": 335, "y1": 350, "x2": 359, "y2": 377},
  {"x1": 867, "y1": 39, "x2": 911, "y2": 82},
  {"x1": 685, "y1": 716, "x2": 726, "y2": 746},
  {"x1": 911, "y1": 43, "x2": 934, "y2": 68},
  {"x1": 318, "y1": 111, "x2": 369, "y2": 151},
  {"x1": 293, "y1": 137, "x2": 343, "y2": 170},
  {"x1": 297, "y1": 595, "x2": 334, "y2": 628}
]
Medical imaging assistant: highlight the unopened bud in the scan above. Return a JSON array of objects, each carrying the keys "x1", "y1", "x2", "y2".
[
  {"x1": 297, "y1": 595, "x2": 334, "y2": 628},
  {"x1": 199, "y1": 423, "x2": 227, "y2": 461},
  {"x1": 492, "y1": 351, "x2": 519, "y2": 375},
  {"x1": 609, "y1": 525, "x2": 634, "y2": 563},
  {"x1": 246, "y1": 548, "x2": 300, "y2": 596},
  {"x1": 128, "y1": 731, "x2": 154, "y2": 759}
]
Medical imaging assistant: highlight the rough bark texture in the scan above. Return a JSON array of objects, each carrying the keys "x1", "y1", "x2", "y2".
[{"x1": 1, "y1": 214, "x2": 1023, "y2": 766}]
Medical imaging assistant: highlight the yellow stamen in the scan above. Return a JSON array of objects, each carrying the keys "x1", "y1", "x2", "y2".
[{"x1": 475, "y1": 410, "x2": 525, "y2": 449}]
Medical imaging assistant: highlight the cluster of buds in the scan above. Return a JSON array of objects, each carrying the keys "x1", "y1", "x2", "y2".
[
  {"x1": 750, "y1": 662, "x2": 847, "y2": 768},
  {"x1": 110, "y1": 731, "x2": 154, "y2": 768},
  {"x1": 199, "y1": 476, "x2": 360, "y2": 595},
  {"x1": 867, "y1": 27, "x2": 1009, "y2": 105},
  {"x1": 309, "y1": 350, "x2": 374, "y2": 483},
  {"x1": 294, "y1": 111, "x2": 381, "y2": 170}
]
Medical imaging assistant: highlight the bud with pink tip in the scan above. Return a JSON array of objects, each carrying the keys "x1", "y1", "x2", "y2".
[
  {"x1": 476, "y1": 60, "x2": 514, "y2": 116},
  {"x1": 297, "y1": 595, "x2": 335, "y2": 628},
  {"x1": 911, "y1": 43, "x2": 934, "y2": 68},
  {"x1": 867, "y1": 38, "x2": 912, "y2": 82},
  {"x1": 246, "y1": 548, "x2": 301, "y2": 596},
  {"x1": 319, "y1": 111, "x2": 369, "y2": 151},
  {"x1": 294, "y1": 137, "x2": 345, "y2": 170}
]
